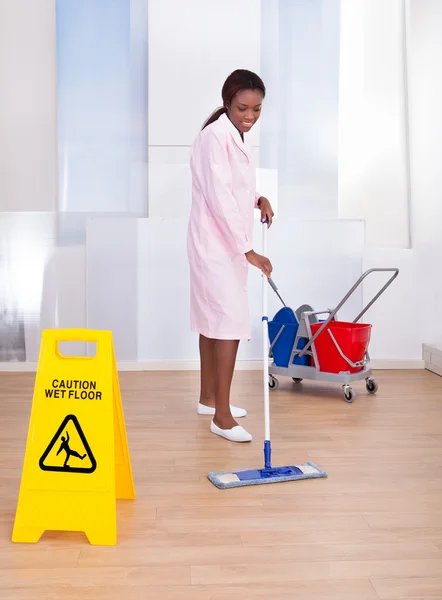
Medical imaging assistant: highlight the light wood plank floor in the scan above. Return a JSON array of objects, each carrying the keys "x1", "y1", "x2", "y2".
[{"x1": 1, "y1": 369, "x2": 442, "y2": 599}]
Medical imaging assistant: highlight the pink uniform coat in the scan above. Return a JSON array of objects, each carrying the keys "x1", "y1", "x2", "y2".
[{"x1": 187, "y1": 113, "x2": 260, "y2": 340}]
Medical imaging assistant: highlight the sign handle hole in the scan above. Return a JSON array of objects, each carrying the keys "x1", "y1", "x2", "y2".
[{"x1": 57, "y1": 341, "x2": 97, "y2": 359}]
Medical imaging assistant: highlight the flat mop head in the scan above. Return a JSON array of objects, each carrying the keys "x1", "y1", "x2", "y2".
[{"x1": 208, "y1": 462, "x2": 327, "y2": 489}]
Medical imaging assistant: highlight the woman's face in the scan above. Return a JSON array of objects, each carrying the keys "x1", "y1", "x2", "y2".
[{"x1": 226, "y1": 89, "x2": 263, "y2": 135}]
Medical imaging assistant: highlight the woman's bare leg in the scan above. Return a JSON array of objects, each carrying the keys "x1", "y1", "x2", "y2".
[
  {"x1": 199, "y1": 334, "x2": 216, "y2": 407},
  {"x1": 199, "y1": 335, "x2": 242, "y2": 429},
  {"x1": 213, "y1": 339, "x2": 240, "y2": 430}
]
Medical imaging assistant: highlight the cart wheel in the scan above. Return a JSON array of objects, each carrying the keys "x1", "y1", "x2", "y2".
[
  {"x1": 269, "y1": 376, "x2": 279, "y2": 390},
  {"x1": 366, "y1": 377, "x2": 378, "y2": 394},
  {"x1": 343, "y1": 386, "x2": 355, "y2": 403},
  {"x1": 292, "y1": 378, "x2": 303, "y2": 383}
]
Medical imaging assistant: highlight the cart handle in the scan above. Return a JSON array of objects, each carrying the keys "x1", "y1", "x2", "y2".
[
  {"x1": 352, "y1": 268, "x2": 399, "y2": 323},
  {"x1": 297, "y1": 268, "x2": 399, "y2": 357}
]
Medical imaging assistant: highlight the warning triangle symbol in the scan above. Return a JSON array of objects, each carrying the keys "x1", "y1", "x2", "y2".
[{"x1": 39, "y1": 414, "x2": 97, "y2": 474}]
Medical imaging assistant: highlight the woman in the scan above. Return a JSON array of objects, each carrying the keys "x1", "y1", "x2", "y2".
[{"x1": 187, "y1": 69, "x2": 274, "y2": 443}]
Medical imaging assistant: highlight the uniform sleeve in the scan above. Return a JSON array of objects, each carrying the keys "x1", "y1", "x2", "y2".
[{"x1": 199, "y1": 132, "x2": 253, "y2": 255}]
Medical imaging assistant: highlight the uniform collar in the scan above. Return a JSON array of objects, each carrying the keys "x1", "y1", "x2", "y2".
[{"x1": 220, "y1": 113, "x2": 250, "y2": 161}]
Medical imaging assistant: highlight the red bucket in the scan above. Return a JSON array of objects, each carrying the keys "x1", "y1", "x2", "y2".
[{"x1": 310, "y1": 321, "x2": 372, "y2": 374}]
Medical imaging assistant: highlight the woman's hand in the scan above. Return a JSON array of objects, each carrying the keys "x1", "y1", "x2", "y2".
[
  {"x1": 245, "y1": 250, "x2": 273, "y2": 279},
  {"x1": 257, "y1": 197, "x2": 274, "y2": 227}
]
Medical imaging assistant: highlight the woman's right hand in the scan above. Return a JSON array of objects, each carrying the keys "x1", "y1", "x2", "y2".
[{"x1": 245, "y1": 250, "x2": 273, "y2": 279}]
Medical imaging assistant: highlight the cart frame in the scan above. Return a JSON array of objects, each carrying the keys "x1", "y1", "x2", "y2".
[{"x1": 268, "y1": 268, "x2": 399, "y2": 402}]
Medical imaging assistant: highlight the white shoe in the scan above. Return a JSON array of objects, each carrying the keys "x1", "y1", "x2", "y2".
[
  {"x1": 198, "y1": 402, "x2": 247, "y2": 418},
  {"x1": 210, "y1": 420, "x2": 252, "y2": 443}
]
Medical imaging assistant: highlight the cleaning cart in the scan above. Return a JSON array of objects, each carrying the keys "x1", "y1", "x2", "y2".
[{"x1": 267, "y1": 268, "x2": 399, "y2": 402}]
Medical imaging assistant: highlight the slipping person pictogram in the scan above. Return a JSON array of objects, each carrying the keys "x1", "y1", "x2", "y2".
[
  {"x1": 56, "y1": 430, "x2": 87, "y2": 468},
  {"x1": 39, "y1": 414, "x2": 97, "y2": 474}
]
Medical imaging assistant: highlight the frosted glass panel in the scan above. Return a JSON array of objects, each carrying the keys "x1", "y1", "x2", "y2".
[
  {"x1": 137, "y1": 217, "x2": 364, "y2": 361},
  {"x1": 1, "y1": 214, "x2": 363, "y2": 364},
  {"x1": 0, "y1": 213, "x2": 88, "y2": 362},
  {"x1": 86, "y1": 218, "x2": 139, "y2": 361},
  {"x1": 363, "y1": 248, "x2": 419, "y2": 359},
  {"x1": 56, "y1": 0, "x2": 148, "y2": 214},
  {"x1": 137, "y1": 218, "x2": 191, "y2": 361},
  {"x1": 0, "y1": 214, "x2": 53, "y2": 362},
  {"x1": 260, "y1": 0, "x2": 341, "y2": 219},
  {"x1": 243, "y1": 218, "x2": 364, "y2": 360}
]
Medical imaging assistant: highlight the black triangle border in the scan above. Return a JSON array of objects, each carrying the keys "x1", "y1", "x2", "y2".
[{"x1": 39, "y1": 414, "x2": 97, "y2": 474}]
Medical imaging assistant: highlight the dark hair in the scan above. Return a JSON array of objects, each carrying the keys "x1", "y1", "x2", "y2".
[{"x1": 202, "y1": 69, "x2": 266, "y2": 130}]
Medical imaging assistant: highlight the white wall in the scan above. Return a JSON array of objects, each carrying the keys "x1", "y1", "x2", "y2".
[
  {"x1": 407, "y1": 0, "x2": 442, "y2": 346},
  {"x1": 0, "y1": 0, "x2": 57, "y2": 212},
  {"x1": 360, "y1": 0, "x2": 442, "y2": 357},
  {"x1": 148, "y1": 0, "x2": 261, "y2": 147},
  {"x1": 338, "y1": 0, "x2": 410, "y2": 249}
]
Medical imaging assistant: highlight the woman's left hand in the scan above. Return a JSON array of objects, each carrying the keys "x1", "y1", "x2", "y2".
[{"x1": 258, "y1": 197, "x2": 274, "y2": 227}]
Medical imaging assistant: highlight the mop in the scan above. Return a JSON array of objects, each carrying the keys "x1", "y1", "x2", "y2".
[{"x1": 208, "y1": 220, "x2": 328, "y2": 489}]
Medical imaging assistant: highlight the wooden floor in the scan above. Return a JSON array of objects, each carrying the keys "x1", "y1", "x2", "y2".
[{"x1": 1, "y1": 369, "x2": 442, "y2": 599}]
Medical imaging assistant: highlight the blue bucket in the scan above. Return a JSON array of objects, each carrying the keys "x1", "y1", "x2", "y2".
[{"x1": 268, "y1": 307, "x2": 310, "y2": 368}]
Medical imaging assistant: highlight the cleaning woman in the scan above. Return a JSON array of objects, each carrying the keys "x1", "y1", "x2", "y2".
[{"x1": 187, "y1": 69, "x2": 274, "y2": 443}]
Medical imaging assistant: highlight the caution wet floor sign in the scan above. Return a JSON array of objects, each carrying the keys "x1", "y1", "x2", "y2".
[{"x1": 12, "y1": 329, "x2": 135, "y2": 546}]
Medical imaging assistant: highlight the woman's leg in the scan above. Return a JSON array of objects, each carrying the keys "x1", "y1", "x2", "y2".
[
  {"x1": 213, "y1": 339, "x2": 240, "y2": 430},
  {"x1": 199, "y1": 334, "x2": 216, "y2": 407}
]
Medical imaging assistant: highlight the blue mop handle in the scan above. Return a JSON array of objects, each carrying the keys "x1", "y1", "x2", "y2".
[
  {"x1": 264, "y1": 440, "x2": 272, "y2": 470},
  {"x1": 262, "y1": 217, "x2": 272, "y2": 469}
]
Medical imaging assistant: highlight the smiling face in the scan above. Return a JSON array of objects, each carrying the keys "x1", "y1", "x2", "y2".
[{"x1": 226, "y1": 88, "x2": 263, "y2": 135}]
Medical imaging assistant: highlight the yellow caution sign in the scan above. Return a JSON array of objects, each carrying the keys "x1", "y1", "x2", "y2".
[{"x1": 12, "y1": 329, "x2": 135, "y2": 546}]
